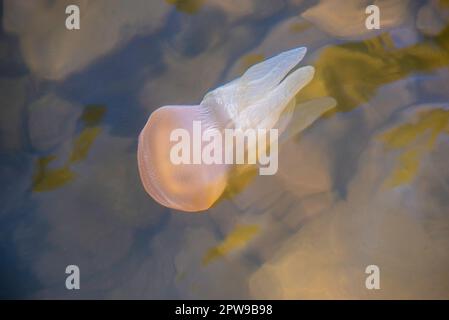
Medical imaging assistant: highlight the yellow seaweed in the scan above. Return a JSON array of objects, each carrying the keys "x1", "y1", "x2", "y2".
[
  {"x1": 69, "y1": 127, "x2": 102, "y2": 163},
  {"x1": 80, "y1": 104, "x2": 107, "y2": 126},
  {"x1": 166, "y1": 0, "x2": 205, "y2": 14},
  {"x1": 33, "y1": 156, "x2": 75, "y2": 192},
  {"x1": 297, "y1": 24, "x2": 449, "y2": 115},
  {"x1": 289, "y1": 21, "x2": 312, "y2": 34},
  {"x1": 32, "y1": 104, "x2": 106, "y2": 192},
  {"x1": 217, "y1": 164, "x2": 258, "y2": 202},
  {"x1": 202, "y1": 224, "x2": 260, "y2": 266},
  {"x1": 385, "y1": 149, "x2": 421, "y2": 187},
  {"x1": 379, "y1": 108, "x2": 449, "y2": 187}
]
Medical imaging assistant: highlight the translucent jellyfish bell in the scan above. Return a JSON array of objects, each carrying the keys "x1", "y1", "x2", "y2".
[
  {"x1": 138, "y1": 47, "x2": 334, "y2": 212},
  {"x1": 137, "y1": 104, "x2": 229, "y2": 212}
]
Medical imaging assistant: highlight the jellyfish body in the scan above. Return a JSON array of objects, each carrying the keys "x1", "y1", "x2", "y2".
[
  {"x1": 138, "y1": 47, "x2": 334, "y2": 212},
  {"x1": 138, "y1": 104, "x2": 229, "y2": 212}
]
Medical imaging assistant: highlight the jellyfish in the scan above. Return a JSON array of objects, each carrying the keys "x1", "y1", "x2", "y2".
[{"x1": 138, "y1": 47, "x2": 336, "y2": 212}]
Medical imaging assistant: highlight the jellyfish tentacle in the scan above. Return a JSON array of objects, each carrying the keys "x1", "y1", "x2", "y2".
[
  {"x1": 237, "y1": 66, "x2": 315, "y2": 131},
  {"x1": 279, "y1": 96, "x2": 337, "y2": 143},
  {"x1": 201, "y1": 47, "x2": 308, "y2": 130},
  {"x1": 238, "y1": 47, "x2": 307, "y2": 102}
]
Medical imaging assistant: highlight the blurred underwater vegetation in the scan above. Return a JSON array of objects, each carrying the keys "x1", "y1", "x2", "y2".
[
  {"x1": 166, "y1": 0, "x2": 206, "y2": 14},
  {"x1": 219, "y1": 22, "x2": 449, "y2": 205},
  {"x1": 202, "y1": 224, "x2": 260, "y2": 266},
  {"x1": 297, "y1": 23, "x2": 449, "y2": 113},
  {"x1": 379, "y1": 107, "x2": 449, "y2": 188},
  {"x1": 32, "y1": 105, "x2": 106, "y2": 192}
]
